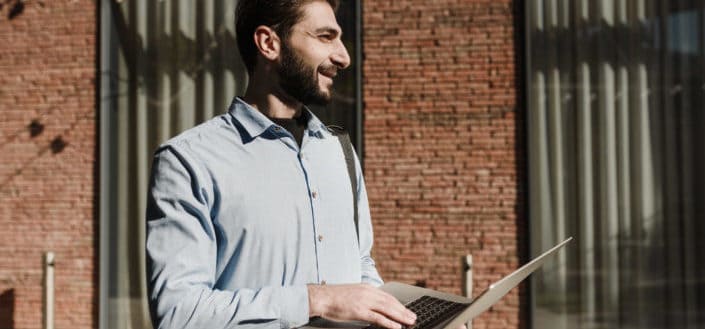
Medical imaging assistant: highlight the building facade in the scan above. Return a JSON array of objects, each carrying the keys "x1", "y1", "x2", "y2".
[
  {"x1": 1, "y1": 0, "x2": 703, "y2": 329},
  {"x1": 0, "y1": 2, "x2": 98, "y2": 328}
]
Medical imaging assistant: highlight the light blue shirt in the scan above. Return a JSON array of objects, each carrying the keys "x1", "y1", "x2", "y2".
[{"x1": 146, "y1": 97, "x2": 383, "y2": 329}]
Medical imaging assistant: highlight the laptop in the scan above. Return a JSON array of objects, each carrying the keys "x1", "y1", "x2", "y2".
[{"x1": 304, "y1": 237, "x2": 572, "y2": 329}]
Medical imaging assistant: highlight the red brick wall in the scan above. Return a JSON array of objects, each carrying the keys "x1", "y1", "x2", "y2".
[
  {"x1": 362, "y1": 1, "x2": 524, "y2": 329},
  {"x1": 0, "y1": 0, "x2": 520, "y2": 328},
  {"x1": 0, "y1": 1, "x2": 96, "y2": 328}
]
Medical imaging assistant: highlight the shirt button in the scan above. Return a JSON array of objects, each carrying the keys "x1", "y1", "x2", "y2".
[
  {"x1": 273, "y1": 126, "x2": 281, "y2": 132},
  {"x1": 318, "y1": 234, "x2": 324, "y2": 242},
  {"x1": 311, "y1": 191, "x2": 318, "y2": 199}
]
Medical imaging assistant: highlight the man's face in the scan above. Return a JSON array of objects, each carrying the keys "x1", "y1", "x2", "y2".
[{"x1": 276, "y1": 1, "x2": 350, "y2": 105}]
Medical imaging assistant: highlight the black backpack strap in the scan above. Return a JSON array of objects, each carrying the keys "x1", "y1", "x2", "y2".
[{"x1": 327, "y1": 125, "x2": 359, "y2": 242}]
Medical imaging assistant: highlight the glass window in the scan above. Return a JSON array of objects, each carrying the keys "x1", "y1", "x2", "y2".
[
  {"x1": 525, "y1": 1, "x2": 705, "y2": 328},
  {"x1": 98, "y1": 0, "x2": 361, "y2": 327}
]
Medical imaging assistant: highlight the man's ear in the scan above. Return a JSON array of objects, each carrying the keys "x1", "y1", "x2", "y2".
[{"x1": 253, "y1": 26, "x2": 281, "y2": 62}]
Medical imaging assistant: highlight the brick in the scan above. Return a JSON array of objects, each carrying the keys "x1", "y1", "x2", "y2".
[
  {"x1": 363, "y1": 0, "x2": 523, "y2": 328},
  {"x1": 0, "y1": 1, "x2": 96, "y2": 328}
]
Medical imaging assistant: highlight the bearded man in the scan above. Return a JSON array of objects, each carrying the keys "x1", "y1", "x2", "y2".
[{"x1": 145, "y1": 1, "x2": 418, "y2": 328}]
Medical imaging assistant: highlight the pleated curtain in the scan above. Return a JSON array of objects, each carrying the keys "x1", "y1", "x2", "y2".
[
  {"x1": 527, "y1": 0, "x2": 705, "y2": 328},
  {"x1": 102, "y1": 0, "x2": 246, "y2": 327}
]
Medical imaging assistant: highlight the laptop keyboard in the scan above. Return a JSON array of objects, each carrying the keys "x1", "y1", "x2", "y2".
[{"x1": 365, "y1": 295, "x2": 469, "y2": 329}]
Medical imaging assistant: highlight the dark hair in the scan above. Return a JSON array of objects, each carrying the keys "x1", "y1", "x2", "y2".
[{"x1": 236, "y1": 0, "x2": 340, "y2": 74}]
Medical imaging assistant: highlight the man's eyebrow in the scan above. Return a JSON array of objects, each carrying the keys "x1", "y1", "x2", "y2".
[{"x1": 313, "y1": 27, "x2": 341, "y2": 36}]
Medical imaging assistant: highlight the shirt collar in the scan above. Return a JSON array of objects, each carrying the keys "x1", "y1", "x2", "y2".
[
  {"x1": 301, "y1": 106, "x2": 329, "y2": 138},
  {"x1": 228, "y1": 97, "x2": 330, "y2": 139}
]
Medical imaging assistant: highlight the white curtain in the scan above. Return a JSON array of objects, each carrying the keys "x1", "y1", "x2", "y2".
[
  {"x1": 527, "y1": 0, "x2": 705, "y2": 328},
  {"x1": 101, "y1": 0, "x2": 245, "y2": 327}
]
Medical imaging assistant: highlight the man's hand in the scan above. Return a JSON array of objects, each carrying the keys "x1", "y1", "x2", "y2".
[{"x1": 307, "y1": 283, "x2": 417, "y2": 329}]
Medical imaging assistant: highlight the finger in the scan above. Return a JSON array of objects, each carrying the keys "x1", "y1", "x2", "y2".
[
  {"x1": 369, "y1": 293, "x2": 416, "y2": 325},
  {"x1": 365, "y1": 310, "x2": 403, "y2": 329},
  {"x1": 380, "y1": 292, "x2": 416, "y2": 322},
  {"x1": 386, "y1": 295, "x2": 417, "y2": 320}
]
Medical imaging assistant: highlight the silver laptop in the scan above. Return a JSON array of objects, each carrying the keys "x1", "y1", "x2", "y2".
[{"x1": 305, "y1": 237, "x2": 572, "y2": 329}]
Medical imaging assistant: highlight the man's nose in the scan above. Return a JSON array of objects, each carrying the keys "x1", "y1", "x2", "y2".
[{"x1": 331, "y1": 39, "x2": 351, "y2": 69}]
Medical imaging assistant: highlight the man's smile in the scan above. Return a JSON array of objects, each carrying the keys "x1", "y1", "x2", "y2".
[{"x1": 318, "y1": 67, "x2": 337, "y2": 79}]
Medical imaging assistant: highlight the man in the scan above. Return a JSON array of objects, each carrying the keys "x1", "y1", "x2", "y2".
[{"x1": 145, "y1": 0, "x2": 417, "y2": 328}]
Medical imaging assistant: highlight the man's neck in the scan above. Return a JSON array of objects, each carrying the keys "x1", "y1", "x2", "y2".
[{"x1": 242, "y1": 80, "x2": 303, "y2": 119}]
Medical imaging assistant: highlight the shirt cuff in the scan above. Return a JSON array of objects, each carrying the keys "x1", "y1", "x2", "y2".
[{"x1": 279, "y1": 284, "x2": 310, "y2": 329}]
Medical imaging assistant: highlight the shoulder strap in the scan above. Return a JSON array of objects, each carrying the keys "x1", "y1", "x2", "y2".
[{"x1": 327, "y1": 125, "x2": 359, "y2": 242}]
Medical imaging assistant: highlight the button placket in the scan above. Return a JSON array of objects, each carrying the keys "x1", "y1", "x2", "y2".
[{"x1": 299, "y1": 145, "x2": 324, "y2": 282}]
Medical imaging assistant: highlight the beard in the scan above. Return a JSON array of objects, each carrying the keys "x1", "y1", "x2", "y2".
[{"x1": 277, "y1": 41, "x2": 336, "y2": 106}]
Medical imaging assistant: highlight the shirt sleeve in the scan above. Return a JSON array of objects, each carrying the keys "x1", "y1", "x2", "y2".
[
  {"x1": 145, "y1": 145, "x2": 310, "y2": 329},
  {"x1": 352, "y1": 150, "x2": 384, "y2": 287}
]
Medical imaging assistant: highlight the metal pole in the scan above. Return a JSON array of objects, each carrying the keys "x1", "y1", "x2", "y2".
[
  {"x1": 354, "y1": 0, "x2": 364, "y2": 160},
  {"x1": 462, "y1": 255, "x2": 472, "y2": 329},
  {"x1": 44, "y1": 252, "x2": 55, "y2": 329}
]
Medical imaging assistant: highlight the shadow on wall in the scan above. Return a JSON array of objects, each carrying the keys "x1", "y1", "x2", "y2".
[
  {"x1": 0, "y1": 0, "x2": 46, "y2": 20},
  {"x1": 0, "y1": 289, "x2": 14, "y2": 328}
]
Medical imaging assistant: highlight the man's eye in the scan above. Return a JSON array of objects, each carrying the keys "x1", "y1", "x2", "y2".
[{"x1": 318, "y1": 34, "x2": 334, "y2": 41}]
